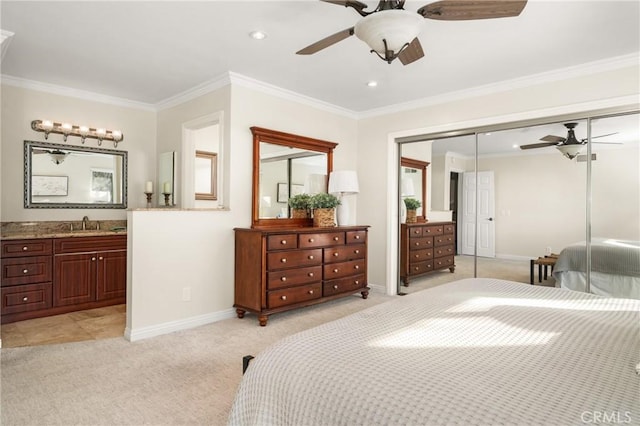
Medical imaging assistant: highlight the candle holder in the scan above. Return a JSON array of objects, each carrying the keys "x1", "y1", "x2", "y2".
[
  {"x1": 144, "y1": 192, "x2": 153, "y2": 208},
  {"x1": 163, "y1": 193, "x2": 172, "y2": 207}
]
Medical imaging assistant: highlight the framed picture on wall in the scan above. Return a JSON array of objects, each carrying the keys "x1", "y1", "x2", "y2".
[
  {"x1": 277, "y1": 182, "x2": 288, "y2": 203},
  {"x1": 32, "y1": 175, "x2": 68, "y2": 196}
]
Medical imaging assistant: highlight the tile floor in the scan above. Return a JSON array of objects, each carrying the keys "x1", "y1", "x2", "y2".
[{"x1": 1, "y1": 304, "x2": 126, "y2": 348}]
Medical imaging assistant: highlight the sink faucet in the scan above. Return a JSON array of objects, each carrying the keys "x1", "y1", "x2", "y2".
[{"x1": 82, "y1": 216, "x2": 89, "y2": 230}]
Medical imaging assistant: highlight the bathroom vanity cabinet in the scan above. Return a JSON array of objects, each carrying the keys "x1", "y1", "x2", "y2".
[{"x1": 1, "y1": 235, "x2": 126, "y2": 323}]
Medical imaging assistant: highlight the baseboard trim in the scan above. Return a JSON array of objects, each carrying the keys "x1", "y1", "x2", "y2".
[
  {"x1": 367, "y1": 282, "x2": 386, "y2": 294},
  {"x1": 124, "y1": 308, "x2": 236, "y2": 342}
]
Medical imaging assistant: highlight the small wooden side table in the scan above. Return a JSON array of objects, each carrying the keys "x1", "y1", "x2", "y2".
[{"x1": 530, "y1": 255, "x2": 558, "y2": 285}]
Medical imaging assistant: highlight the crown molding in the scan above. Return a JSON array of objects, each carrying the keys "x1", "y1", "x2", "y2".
[
  {"x1": 227, "y1": 71, "x2": 359, "y2": 120},
  {"x1": 358, "y1": 53, "x2": 640, "y2": 119},
  {"x1": 155, "y1": 73, "x2": 231, "y2": 111},
  {"x1": 0, "y1": 74, "x2": 157, "y2": 111}
]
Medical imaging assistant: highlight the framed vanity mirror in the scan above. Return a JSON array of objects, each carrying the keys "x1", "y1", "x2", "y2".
[
  {"x1": 401, "y1": 157, "x2": 429, "y2": 222},
  {"x1": 251, "y1": 127, "x2": 337, "y2": 228},
  {"x1": 24, "y1": 140, "x2": 128, "y2": 209}
]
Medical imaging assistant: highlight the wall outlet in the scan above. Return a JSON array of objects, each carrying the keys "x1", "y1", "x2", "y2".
[
  {"x1": 182, "y1": 287, "x2": 191, "y2": 302},
  {"x1": 545, "y1": 246, "x2": 552, "y2": 255}
]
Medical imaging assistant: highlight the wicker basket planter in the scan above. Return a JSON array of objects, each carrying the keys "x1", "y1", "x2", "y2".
[
  {"x1": 406, "y1": 209, "x2": 417, "y2": 223},
  {"x1": 313, "y1": 208, "x2": 336, "y2": 227},
  {"x1": 291, "y1": 208, "x2": 310, "y2": 219}
]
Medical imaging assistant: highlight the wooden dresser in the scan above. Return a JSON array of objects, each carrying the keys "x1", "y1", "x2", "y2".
[
  {"x1": 400, "y1": 222, "x2": 456, "y2": 285},
  {"x1": 234, "y1": 226, "x2": 369, "y2": 326}
]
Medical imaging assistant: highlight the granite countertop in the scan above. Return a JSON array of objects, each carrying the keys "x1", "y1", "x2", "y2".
[{"x1": 1, "y1": 220, "x2": 127, "y2": 240}]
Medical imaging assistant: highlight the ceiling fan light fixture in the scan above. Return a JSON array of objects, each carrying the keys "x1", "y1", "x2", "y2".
[
  {"x1": 556, "y1": 144, "x2": 582, "y2": 160},
  {"x1": 49, "y1": 150, "x2": 68, "y2": 165},
  {"x1": 354, "y1": 10, "x2": 423, "y2": 63}
]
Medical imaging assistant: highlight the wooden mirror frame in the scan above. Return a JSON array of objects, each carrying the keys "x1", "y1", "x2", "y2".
[
  {"x1": 251, "y1": 127, "x2": 337, "y2": 228},
  {"x1": 401, "y1": 157, "x2": 429, "y2": 223}
]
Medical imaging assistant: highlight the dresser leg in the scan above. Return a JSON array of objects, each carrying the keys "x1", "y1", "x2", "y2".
[
  {"x1": 236, "y1": 308, "x2": 246, "y2": 319},
  {"x1": 449, "y1": 266, "x2": 455, "y2": 273},
  {"x1": 258, "y1": 315, "x2": 269, "y2": 326},
  {"x1": 361, "y1": 289, "x2": 369, "y2": 299}
]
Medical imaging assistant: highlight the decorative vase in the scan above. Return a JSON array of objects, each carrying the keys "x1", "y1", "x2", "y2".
[
  {"x1": 406, "y1": 209, "x2": 417, "y2": 223},
  {"x1": 313, "y1": 208, "x2": 336, "y2": 227},
  {"x1": 291, "y1": 208, "x2": 309, "y2": 219}
]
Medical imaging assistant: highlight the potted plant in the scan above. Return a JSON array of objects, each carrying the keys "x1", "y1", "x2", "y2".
[
  {"x1": 403, "y1": 198, "x2": 421, "y2": 223},
  {"x1": 288, "y1": 193, "x2": 312, "y2": 218},
  {"x1": 310, "y1": 193, "x2": 341, "y2": 227}
]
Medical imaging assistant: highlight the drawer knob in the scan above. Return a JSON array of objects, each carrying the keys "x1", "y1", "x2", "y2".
[
  {"x1": 281, "y1": 240, "x2": 287, "y2": 245},
  {"x1": 23, "y1": 269, "x2": 28, "y2": 274},
  {"x1": 426, "y1": 229, "x2": 431, "y2": 233},
  {"x1": 354, "y1": 280, "x2": 359, "y2": 285},
  {"x1": 333, "y1": 236, "x2": 339, "y2": 241},
  {"x1": 333, "y1": 268, "x2": 339, "y2": 273},
  {"x1": 308, "y1": 238, "x2": 314, "y2": 243},
  {"x1": 354, "y1": 265, "x2": 359, "y2": 270},
  {"x1": 414, "y1": 230, "x2": 420, "y2": 234},
  {"x1": 414, "y1": 267, "x2": 420, "y2": 271},
  {"x1": 354, "y1": 235, "x2": 360, "y2": 240},
  {"x1": 308, "y1": 290, "x2": 314, "y2": 295},
  {"x1": 281, "y1": 258, "x2": 287, "y2": 263},
  {"x1": 22, "y1": 246, "x2": 28, "y2": 251},
  {"x1": 281, "y1": 295, "x2": 287, "y2": 301},
  {"x1": 354, "y1": 249, "x2": 360, "y2": 254},
  {"x1": 414, "y1": 254, "x2": 419, "y2": 258},
  {"x1": 22, "y1": 296, "x2": 28, "y2": 302},
  {"x1": 308, "y1": 255, "x2": 314, "y2": 260},
  {"x1": 91, "y1": 257, "x2": 96, "y2": 261},
  {"x1": 333, "y1": 285, "x2": 338, "y2": 289},
  {"x1": 281, "y1": 277, "x2": 287, "y2": 282},
  {"x1": 308, "y1": 272, "x2": 314, "y2": 277},
  {"x1": 99, "y1": 256, "x2": 103, "y2": 260},
  {"x1": 333, "y1": 253, "x2": 339, "y2": 257},
  {"x1": 414, "y1": 242, "x2": 420, "y2": 247}
]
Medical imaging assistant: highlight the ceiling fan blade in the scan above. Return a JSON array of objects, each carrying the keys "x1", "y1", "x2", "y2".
[
  {"x1": 592, "y1": 141, "x2": 624, "y2": 145},
  {"x1": 519, "y1": 142, "x2": 558, "y2": 150},
  {"x1": 321, "y1": 0, "x2": 369, "y2": 15},
  {"x1": 540, "y1": 135, "x2": 565, "y2": 143},
  {"x1": 296, "y1": 27, "x2": 355, "y2": 55},
  {"x1": 398, "y1": 38, "x2": 424, "y2": 65},
  {"x1": 418, "y1": 0, "x2": 527, "y2": 21}
]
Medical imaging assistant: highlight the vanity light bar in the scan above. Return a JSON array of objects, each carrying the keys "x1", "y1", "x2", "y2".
[{"x1": 31, "y1": 120, "x2": 124, "y2": 147}]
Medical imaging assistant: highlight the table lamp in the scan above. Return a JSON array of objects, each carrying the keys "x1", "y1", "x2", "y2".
[{"x1": 328, "y1": 170, "x2": 359, "y2": 226}]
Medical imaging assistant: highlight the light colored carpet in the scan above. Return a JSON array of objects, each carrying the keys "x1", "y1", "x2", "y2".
[{"x1": 1, "y1": 255, "x2": 545, "y2": 425}]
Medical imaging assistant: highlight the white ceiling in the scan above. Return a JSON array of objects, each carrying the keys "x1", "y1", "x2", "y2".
[{"x1": 1, "y1": 1, "x2": 639, "y2": 113}]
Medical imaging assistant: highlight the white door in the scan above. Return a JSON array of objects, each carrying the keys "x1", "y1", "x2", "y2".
[{"x1": 461, "y1": 171, "x2": 495, "y2": 257}]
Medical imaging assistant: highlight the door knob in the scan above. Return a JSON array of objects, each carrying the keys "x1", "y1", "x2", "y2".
[{"x1": 488, "y1": 217, "x2": 494, "y2": 221}]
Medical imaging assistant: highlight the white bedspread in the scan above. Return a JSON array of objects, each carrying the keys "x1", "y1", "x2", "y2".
[{"x1": 228, "y1": 278, "x2": 640, "y2": 426}]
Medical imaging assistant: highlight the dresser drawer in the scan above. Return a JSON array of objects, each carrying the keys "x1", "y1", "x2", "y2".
[
  {"x1": 422, "y1": 225, "x2": 443, "y2": 236},
  {"x1": 2, "y1": 239, "x2": 53, "y2": 258},
  {"x1": 1, "y1": 256, "x2": 52, "y2": 286},
  {"x1": 268, "y1": 283, "x2": 321, "y2": 309},
  {"x1": 408, "y1": 227, "x2": 424, "y2": 237},
  {"x1": 1, "y1": 282, "x2": 52, "y2": 315},
  {"x1": 346, "y1": 230, "x2": 366, "y2": 244},
  {"x1": 409, "y1": 237, "x2": 433, "y2": 250},
  {"x1": 299, "y1": 232, "x2": 344, "y2": 248},
  {"x1": 323, "y1": 274, "x2": 366, "y2": 297},
  {"x1": 324, "y1": 259, "x2": 365, "y2": 280},
  {"x1": 433, "y1": 256, "x2": 455, "y2": 269},
  {"x1": 267, "y1": 266, "x2": 322, "y2": 290},
  {"x1": 267, "y1": 249, "x2": 322, "y2": 271},
  {"x1": 267, "y1": 234, "x2": 298, "y2": 251},
  {"x1": 408, "y1": 248, "x2": 433, "y2": 264},
  {"x1": 434, "y1": 246, "x2": 455, "y2": 258},
  {"x1": 408, "y1": 261, "x2": 434, "y2": 276},
  {"x1": 324, "y1": 244, "x2": 365, "y2": 264},
  {"x1": 434, "y1": 234, "x2": 454, "y2": 247},
  {"x1": 443, "y1": 224, "x2": 455, "y2": 234}
]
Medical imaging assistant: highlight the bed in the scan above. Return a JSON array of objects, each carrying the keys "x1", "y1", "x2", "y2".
[
  {"x1": 228, "y1": 278, "x2": 640, "y2": 426},
  {"x1": 553, "y1": 238, "x2": 640, "y2": 299}
]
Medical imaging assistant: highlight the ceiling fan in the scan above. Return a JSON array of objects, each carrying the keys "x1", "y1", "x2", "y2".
[
  {"x1": 519, "y1": 122, "x2": 621, "y2": 159},
  {"x1": 33, "y1": 148, "x2": 69, "y2": 164},
  {"x1": 296, "y1": 0, "x2": 528, "y2": 65}
]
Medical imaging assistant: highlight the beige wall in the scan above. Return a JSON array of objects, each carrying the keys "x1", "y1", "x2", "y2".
[{"x1": 0, "y1": 84, "x2": 157, "y2": 221}]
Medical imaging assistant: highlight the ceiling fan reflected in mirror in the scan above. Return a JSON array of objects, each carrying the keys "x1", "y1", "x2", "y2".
[
  {"x1": 296, "y1": 0, "x2": 528, "y2": 65},
  {"x1": 519, "y1": 122, "x2": 622, "y2": 160},
  {"x1": 33, "y1": 148, "x2": 69, "y2": 164}
]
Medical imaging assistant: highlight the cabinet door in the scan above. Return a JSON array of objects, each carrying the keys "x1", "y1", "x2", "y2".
[
  {"x1": 54, "y1": 253, "x2": 96, "y2": 306},
  {"x1": 96, "y1": 250, "x2": 127, "y2": 301}
]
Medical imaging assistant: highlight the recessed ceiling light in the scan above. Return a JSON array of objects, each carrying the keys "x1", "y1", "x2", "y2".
[
  {"x1": 249, "y1": 31, "x2": 267, "y2": 40},
  {"x1": 512, "y1": 144, "x2": 519, "y2": 149},
  {"x1": 366, "y1": 81, "x2": 378, "y2": 87}
]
